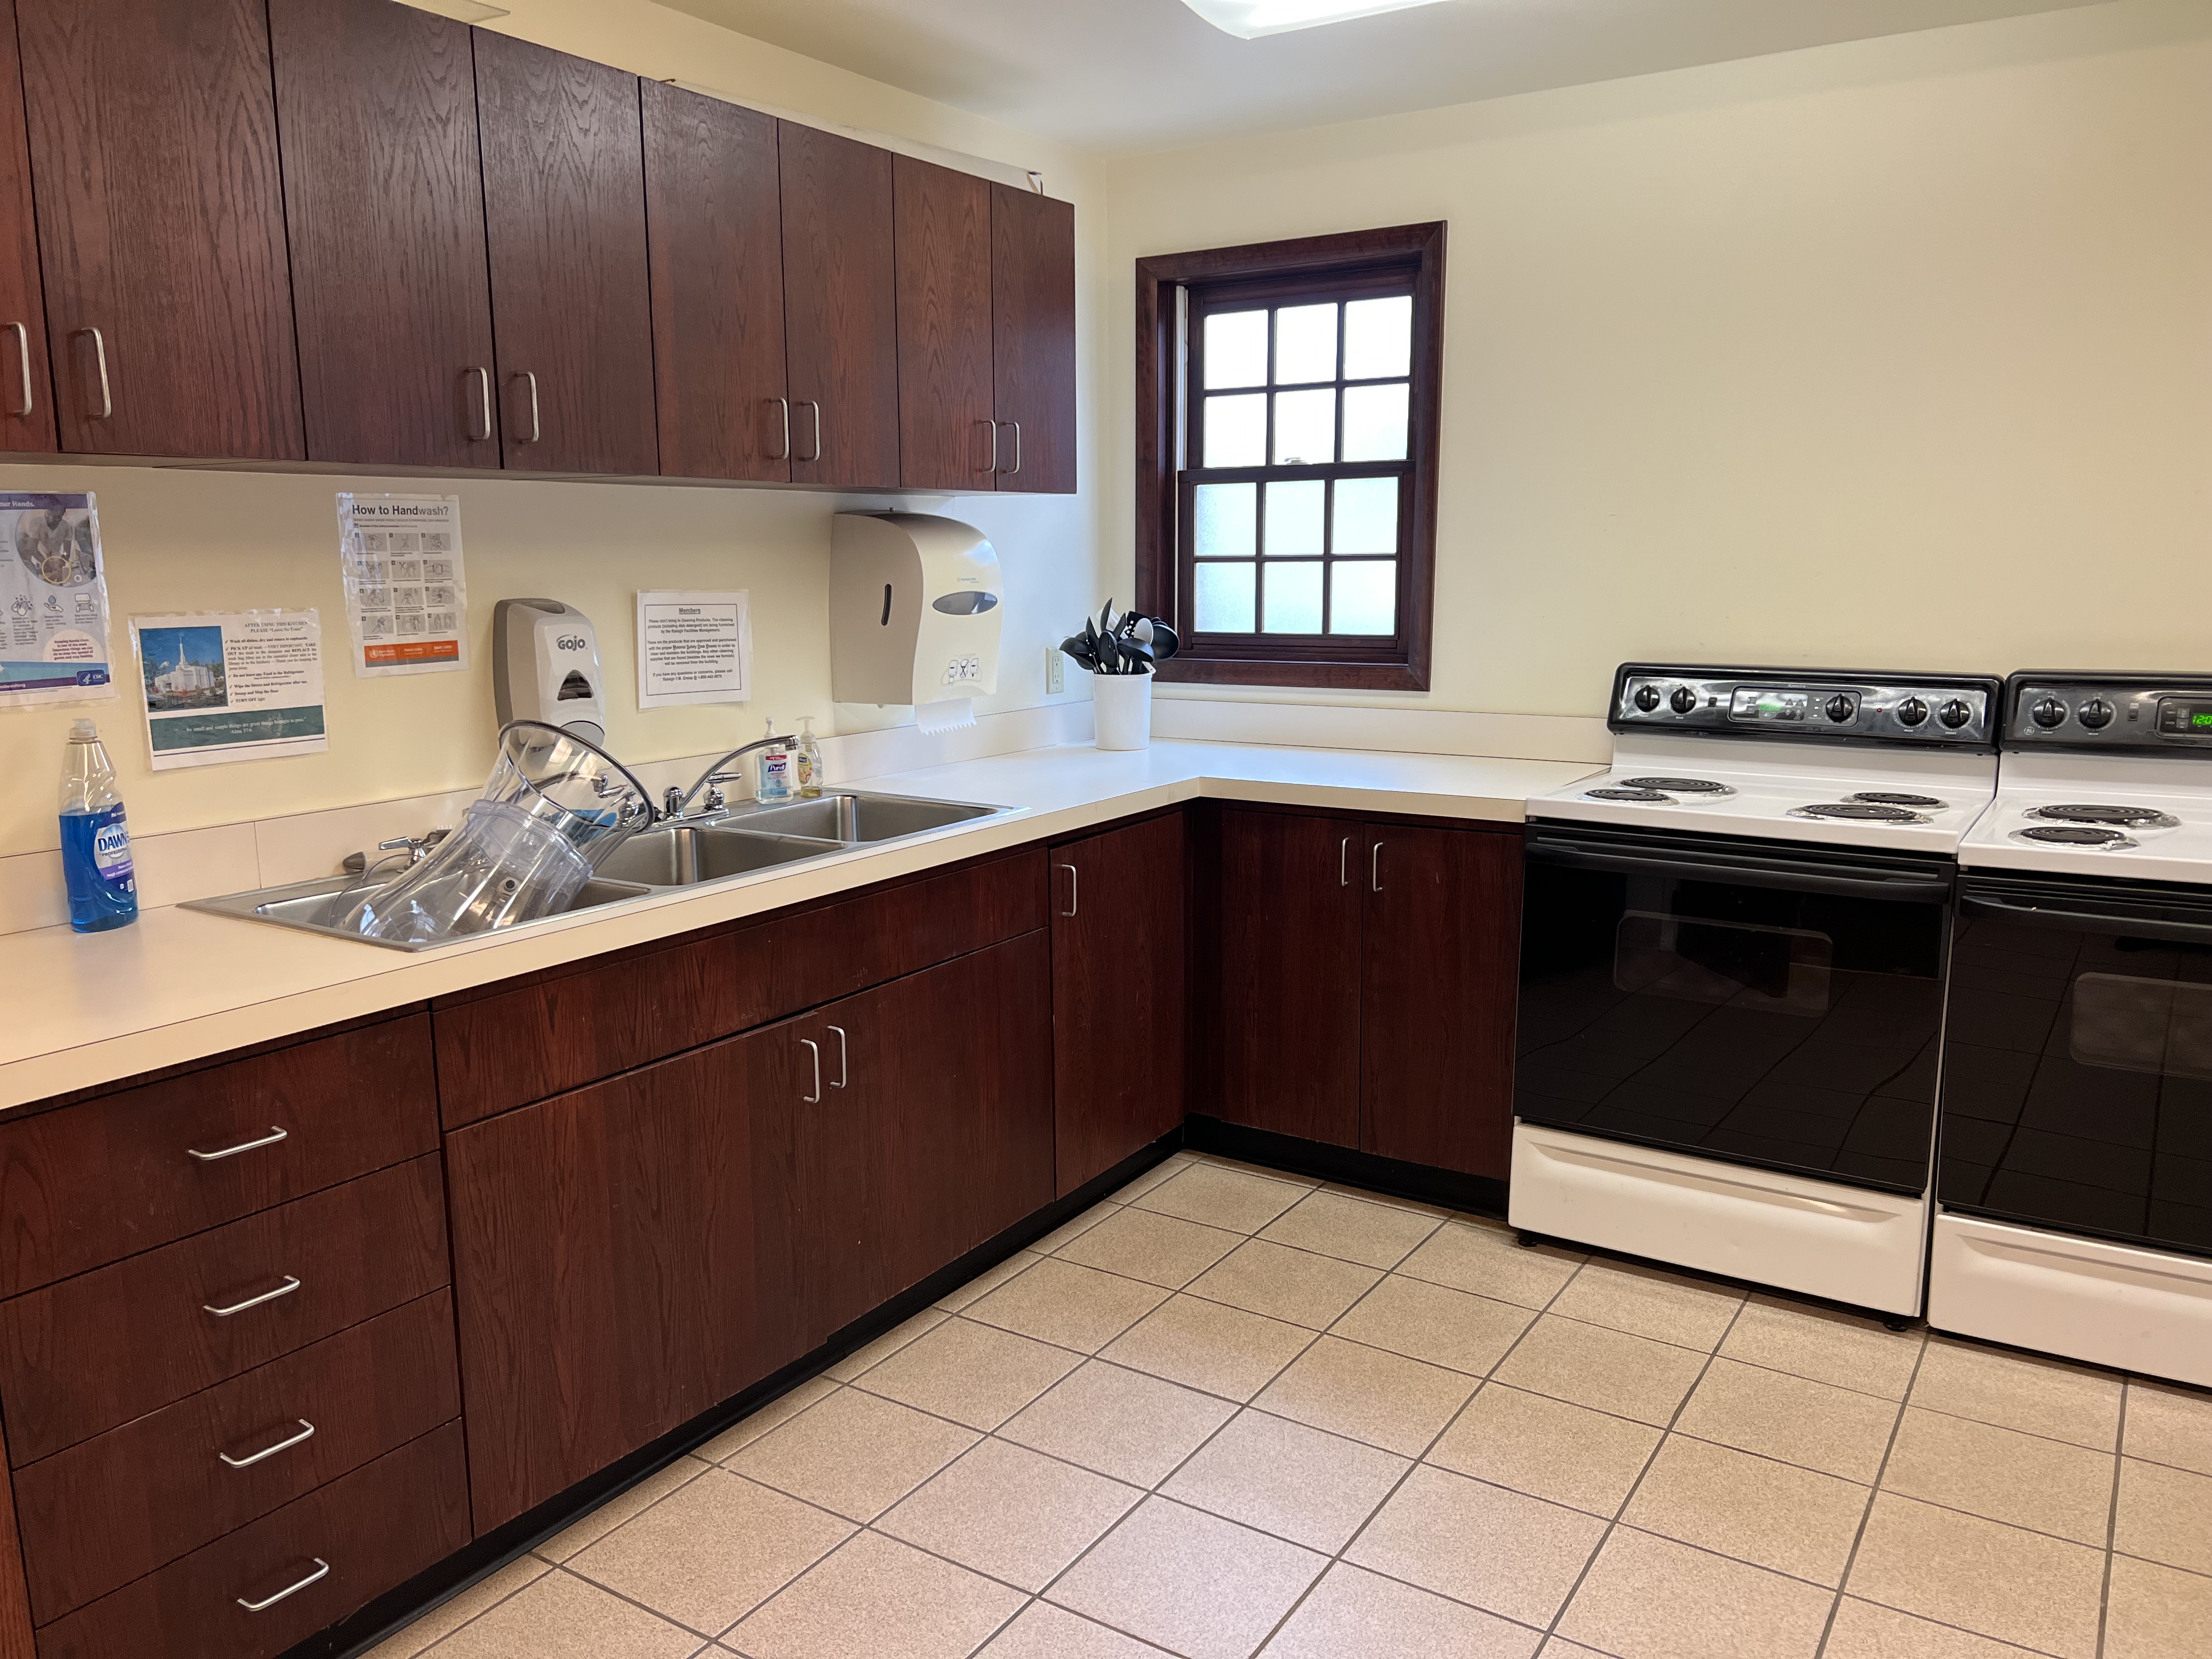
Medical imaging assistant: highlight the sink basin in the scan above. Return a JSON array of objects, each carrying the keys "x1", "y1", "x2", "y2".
[
  {"x1": 592, "y1": 826, "x2": 845, "y2": 887},
  {"x1": 183, "y1": 873, "x2": 654, "y2": 952},
  {"x1": 735, "y1": 792, "x2": 1001, "y2": 842}
]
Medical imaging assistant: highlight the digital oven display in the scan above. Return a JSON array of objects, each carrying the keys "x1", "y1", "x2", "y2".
[
  {"x1": 1729, "y1": 689, "x2": 1810, "y2": 724},
  {"x1": 2157, "y1": 699, "x2": 2212, "y2": 738}
]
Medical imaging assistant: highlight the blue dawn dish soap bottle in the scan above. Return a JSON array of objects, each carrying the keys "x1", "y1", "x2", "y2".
[{"x1": 59, "y1": 718, "x2": 137, "y2": 933}]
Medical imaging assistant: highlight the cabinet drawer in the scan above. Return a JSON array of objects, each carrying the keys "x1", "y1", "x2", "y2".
[
  {"x1": 0, "y1": 1013, "x2": 437, "y2": 1296},
  {"x1": 33, "y1": 1420, "x2": 469, "y2": 1659},
  {"x1": 14, "y1": 1290, "x2": 459, "y2": 1623},
  {"x1": 0, "y1": 1155, "x2": 449, "y2": 1464}
]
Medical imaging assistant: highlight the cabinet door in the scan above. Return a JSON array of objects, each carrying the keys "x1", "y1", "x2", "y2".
[
  {"x1": 445, "y1": 1034, "x2": 782, "y2": 1533},
  {"x1": 991, "y1": 185, "x2": 1075, "y2": 494},
  {"x1": 1053, "y1": 815, "x2": 1188, "y2": 1193},
  {"x1": 642, "y1": 80, "x2": 789, "y2": 482},
  {"x1": 760, "y1": 1007, "x2": 885, "y2": 1353},
  {"x1": 475, "y1": 30, "x2": 657, "y2": 476},
  {"x1": 0, "y1": 0, "x2": 52, "y2": 453},
  {"x1": 1360, "y1": 824, "x2": 1522, "y2": 1178},
  {"x1": 268, "y1": 0, "x2": 497, "y2": 469},
  {"x1": 778, "y1": 121, "x2": 899, "y2": 488},
  {"x1": 18, "y1": 0, "x2": 303, "y2": 459},
  {"x1": 1211, "y1": 809, "x2": 1362, "y2": 1147},
  {"x1": 894, "y1": 155, "x2": 995, "y2": 491}
]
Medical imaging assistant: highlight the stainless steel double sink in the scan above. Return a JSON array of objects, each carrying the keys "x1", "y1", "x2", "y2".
[{"x1": 183, "y1": 790, "x2": 1017, "y2": 950}]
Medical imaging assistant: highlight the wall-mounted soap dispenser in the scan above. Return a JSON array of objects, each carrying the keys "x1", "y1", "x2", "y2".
[
  {"x1": 493, "y1": 597, "x2": 607, "y2": 743},
  {"x1": 830, "y1": 513, "x2": 1002, "y2": 712}
]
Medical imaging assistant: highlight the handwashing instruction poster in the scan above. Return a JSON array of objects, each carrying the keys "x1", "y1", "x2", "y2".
[
  {"x1": 132, "y1": 610, "x2": 328, "y2": 770},
  {"x1": 336, "y1": 493, "x2": 469, "y2": 677},
  {"x1": 0, "y1": 492, "x2": 115, "y2": 708}
]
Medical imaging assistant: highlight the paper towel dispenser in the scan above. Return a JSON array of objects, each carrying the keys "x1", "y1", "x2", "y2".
[
  {"x1": 831, "y1": 513, "x2": 1002, "y2": 708},
  {"x1": 493, "y1": 597, "x2": 607, "y2": 743}
]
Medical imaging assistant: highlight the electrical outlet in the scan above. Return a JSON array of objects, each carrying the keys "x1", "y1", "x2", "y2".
[{"x1": 1046, "y1": 645, "x2": 1065, "y2": 695}]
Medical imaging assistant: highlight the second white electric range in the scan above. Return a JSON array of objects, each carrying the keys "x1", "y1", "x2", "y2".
[{"x1": 1509, "y1": 664, "x2": 2002, "y2": 1317}]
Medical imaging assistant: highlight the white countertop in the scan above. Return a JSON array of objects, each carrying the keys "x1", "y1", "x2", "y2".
[{"x1": 0, "y1": 740, "x2": 1596, "y2": 1111}]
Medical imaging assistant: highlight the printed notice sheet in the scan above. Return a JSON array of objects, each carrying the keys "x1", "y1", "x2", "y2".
[
  {"x1": 0, "y1": 492, "x2": 116, "y2": 708},
  {"x1": 636, "y1": 590, "x2": 751, "y2": 709},
  {"x1": 133, "y1": 611, "x2": 329, "y2": 770},
  {"x1": 337, "y1": 494, "x2": 468, "y2": 676}
]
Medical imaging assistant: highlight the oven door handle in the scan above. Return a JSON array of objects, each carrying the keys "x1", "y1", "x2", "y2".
[
  {"x1": 1526, "y1": 842, "x2": 1952, "y2": 901},
  {"x1": 1960, "y1": 891, "x2": 2212, "y2": 946}
]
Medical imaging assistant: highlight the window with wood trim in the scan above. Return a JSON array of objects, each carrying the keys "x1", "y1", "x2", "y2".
[{"x1": 1136, "y1": 224, "x2": 1444, "y2": 690}]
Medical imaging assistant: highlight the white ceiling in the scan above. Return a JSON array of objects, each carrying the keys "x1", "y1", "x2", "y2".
[{"x1": 657, "y1": 0, "x2": 2111, "y2": 155}]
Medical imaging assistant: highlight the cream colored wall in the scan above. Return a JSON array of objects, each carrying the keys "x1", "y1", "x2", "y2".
[
  {"x1": 1101, "y1": 0, "x2": 2212, "y2": 718},
  {"x1": 0, "y1": 0, "x2": 1110, "y2": 860}
]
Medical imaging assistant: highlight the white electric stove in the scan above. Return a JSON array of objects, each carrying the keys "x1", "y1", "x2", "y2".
[
  {"x1": 1511, "y1": 664, "x2": 2002, "y2": 1317},
  {"x1": 1933, "y1": 672, "x2": 2212, "y2": 1385}
]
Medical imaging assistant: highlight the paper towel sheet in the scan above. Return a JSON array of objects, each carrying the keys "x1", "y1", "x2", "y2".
[{"x1": 915, "y1": 698, "x2": 975, "y2": 735}]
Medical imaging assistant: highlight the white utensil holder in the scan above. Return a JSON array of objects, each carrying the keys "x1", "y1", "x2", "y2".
[{"x1": 1092, "y1": 671, "x2": 1153, "y2": 751}]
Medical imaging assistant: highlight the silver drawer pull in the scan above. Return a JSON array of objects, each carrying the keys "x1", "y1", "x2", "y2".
[
  {"x1": 204, "y1": 1275, "x2": 301, "y2": 1318},
  {"x1": 236, "y1": 1559, "x2": 329, "y2": 1613},
  {"x1": 799, "y1": 1037, "x2": 821, "y2": 1104},
  {"x1": 5, "y1": 321, "x2": 30, "y2": 417},
  {"x1": 187, "y1": 1125, "x2": 288, "y2": 1163},
  {"x1": 219, "y1": 1418, "x2": 315, "y2": 1469}
]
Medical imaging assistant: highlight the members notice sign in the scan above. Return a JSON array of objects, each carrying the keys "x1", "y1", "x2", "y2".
[{"x1": 636, "y1": 590, "x2": 751, "y2": 710}]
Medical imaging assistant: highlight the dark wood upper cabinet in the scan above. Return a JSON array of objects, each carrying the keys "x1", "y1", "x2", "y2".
[
  {"x1": 894, "y1": 155, "x2": 995, "y2": 492},
  {"x1": 1209, "y1": 808, "x2": 1363, "y2": 1148},
  {"x1": 778, "y1": 120, "x2": 899, "y2": 489},
  {"x1": 473, "y1": 30, "x2": 657, "y2": 476},
  {"x1": 1053, "y1": 815, "x2": 1188, "y2": 1194},
  {"x1": 991, "y1": 184, "x2": 1076, "y2": 494},
  {"x1": 642, "y1": 81, "x2": 789, "y2": 482},
  {"x1": 268, "y1": 0, "x2": 498, "y2": 469},
  {"x1": 17, "y1": 0, "x2": 303, "y2": 460},
  {"x1": 1360, "y1": 825, "x2": 1522, "y2": 1180},
  {"x1": 0, "y1": 0, "x2": 53, "y2": 454}
]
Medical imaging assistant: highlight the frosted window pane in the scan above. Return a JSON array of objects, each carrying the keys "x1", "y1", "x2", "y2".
[
  {"x1": 1341, "y1": 382, "x2": 1408, "y2": 462},
  {"x1": 1332, "y1": 477, "x2": 1398, "y2": 554},
  {"x1": 1274, "y1": 303, "x2": 1337, "y2": 385},
  {"x1": 1264, "y1": 480, "x2": 1324, "y2": 559},
  {"x1": 1205, "y1": 310, "x2": 1267, "y2": 389},
  {"x1": 1263, "y1": 561, "x2": 1323, "y2": 634},
  {"x1": 1194, "y1": 561, "x2": 1256, "y2": 633},
  {"x1": 1205, "y1": 393, "x2": 1266, "y2": 467},
  {"x1": 1272, "y1": 388, "x2": 1335, "y2": 465},
  {"x1": 1331, "y1": 561, "x2": 1397, "y2": 635},
  {"x1": 1194, "y1": 483, "x2": 1256, "y2": 559},
  {"x1": 1344, "y1": 296, "x2": 1412, "y2": 379}
]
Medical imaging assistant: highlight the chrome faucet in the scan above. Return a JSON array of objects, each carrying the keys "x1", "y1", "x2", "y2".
[{"x1": 663, "y1": 731, "x2": 791, "y2": 823}]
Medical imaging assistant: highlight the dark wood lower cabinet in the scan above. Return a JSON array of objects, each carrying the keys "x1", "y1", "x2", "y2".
[{"x1": 1053, "y1": 815, "x2": 1188, "y2": 1193}]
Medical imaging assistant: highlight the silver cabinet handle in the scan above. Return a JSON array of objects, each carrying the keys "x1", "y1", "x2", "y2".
[
  {"x1": 514, "y1": 371, "x2": 540, "y2": 444},
  {"x1": 1005, "y1": 420, "x2": 1022, "y2": 475},
  {"x1": 799, "y1": 399, "x2": 822, "y2": 462},
  {"x1": 219, "y1": 1418, "x2": 315, "y2": 1469},
  {"x1": 188, "y1": 1125, "x2": 288, "y2": 1163},
  {"x1": 799, "y1": 1037, "x2": 821, "y2": 1104},
  {"x1": 204, "y1": 1276, "x2": 301, "y2": 1318},
  {"x1": 979, "y1": 417, "x2": 998, "y2": 473},
  {"x1": 1059, "y1": 862, "x2": 1079, "y2": 917},
  {"x1": 769, "y1": 396, "x2": 792, "y2": 460},
  {"x1": 75, "y1": 327, "x2": 111, "y2": 420},
  {"x1": 827, "y1": 1025, "x2": 848, "y2": 1089},
  {"x1": 1340, "y1": 837, "x2": 1350, "y2": 887},
  {"x1": 466, "y1": 366, "x2": 492, "y2": 442},
  {"x1": 237, "y1": 1559, "x2": 329, "y2": 1613},
  {"x1": 5, "y1": 322, "x2": 30, "y2": 417},
  {"x1": 1372, "y1": 842, "x2": 1384, "y2": 893}
]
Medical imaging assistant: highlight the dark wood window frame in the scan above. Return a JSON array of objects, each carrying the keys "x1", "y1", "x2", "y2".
[{"x1": 1136, "y1": 223, "x2": 1445, "y2": 691}]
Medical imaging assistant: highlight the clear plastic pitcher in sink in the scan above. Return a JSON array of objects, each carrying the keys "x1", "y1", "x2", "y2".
[{"x1": 329, "y1": 721, "x2": 653, "y2": 945}]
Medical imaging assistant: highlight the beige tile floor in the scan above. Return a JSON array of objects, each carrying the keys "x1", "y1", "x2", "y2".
[{"x1": 369, "y1": 1152, "x2": 2212, "y2": 1659}]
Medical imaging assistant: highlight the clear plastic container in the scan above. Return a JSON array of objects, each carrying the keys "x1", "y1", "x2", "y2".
[{"x1": 59, "y1": 718, "x2": 137, "y2": 933}]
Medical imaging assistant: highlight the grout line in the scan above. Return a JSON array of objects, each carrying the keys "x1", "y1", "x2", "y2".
[
  {"x1": 2095, "y1": 1387, "x2": 2129, "y2": 1659},
  {"x1": 1814, "y1": 1333, "x2": 1931, "y2": 1658}
]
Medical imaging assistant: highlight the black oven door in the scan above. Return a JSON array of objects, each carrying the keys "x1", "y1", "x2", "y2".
[
  {"x1": 1517, "y1": 824, "x2": 1956, "y2": 1195},
  {"x1": 1941, "y1": 872, "x2": 2212, "y2": 1256}
]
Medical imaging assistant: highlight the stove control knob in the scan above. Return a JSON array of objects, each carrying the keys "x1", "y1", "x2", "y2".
[
  {"x1": 1670, "y1": 686, "x2": 1697, "y2": 714},
  {"x1": 1897, "y1": 697, "x2": 1928, "y2": 727},
  {"x1": 1938, "y1": 698, "x2": 1974, "y2": 730},
  {"x1": 1633, "y1": 684, "x2": 1662, "y2": 712},
  {"x1": 2031, "y1": 696, "x2": 2068, "y2": 729},
  {"x1": 2078, "y1": 698, "x2": 2115, "y2": 730},
  {"x1": 1825, "y1": 695, "x2": 1854, "y2": 723}
]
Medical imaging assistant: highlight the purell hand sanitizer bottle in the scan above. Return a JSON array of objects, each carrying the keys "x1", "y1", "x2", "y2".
[{"x1": 59, "y1": 718, "x2": 137, "y2": 933}]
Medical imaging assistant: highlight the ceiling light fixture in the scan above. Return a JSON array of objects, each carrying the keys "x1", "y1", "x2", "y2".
[{"x1": 1179, "y1": 0, "x2": 1451, "y2": 38}]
